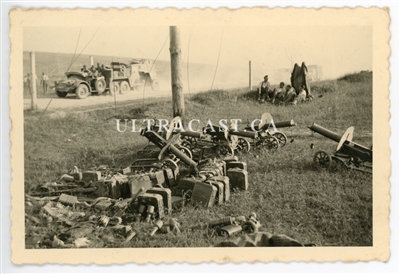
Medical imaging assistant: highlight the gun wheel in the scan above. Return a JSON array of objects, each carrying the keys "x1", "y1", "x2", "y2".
[
  {"x1": 183, "y1": 136, "x2": 198, "y2": 148},
  {"x1": 176, "y1": 145, "x2": 193, "y2": 159},
  {"x1": 272, "y1": 132, "x2": 288, "y2": 147},
  {"x1": 257, "y1": 136, "x2": 280, "y2": 152},
  {"x1": 236, "y1": 138, "x2": 251, "y2": 152},
  {"x1": 313, "y1": 150, "x2": 332, "y2": 168},
  {"x1": 242, "y1": 221, "x2": 258, "y2": 234},
  {"x1": 332, "y1": 157, "x2": 348, "y2": 172},
  {"x1": 162, "y1": 159, "x2": 179, "y2": 170},
  {"x1": 217, "y1": 143, "x2": 234, "y2": 157},
  {"x1": 180, "y1": 140, "x2": 194, "y2": 150}
]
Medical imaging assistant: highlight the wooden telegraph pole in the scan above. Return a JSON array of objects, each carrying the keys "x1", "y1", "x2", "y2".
[
  {"x1": 169, "y1": 26, "x2": 185, "y2": 119},
  {"x1": 30, "y1": 51, "x2": 37, "y2": 110},
  {"x1": 249, "y1": 60, "x2": 252, "y2": 90}
]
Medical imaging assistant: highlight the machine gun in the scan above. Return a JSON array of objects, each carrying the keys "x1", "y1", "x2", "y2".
[
  {"x1": 140, "y1": 128, "x2": 198, "y2": 170},
  {"x1": 308, "y1": 123, "x2": 372, "y2": 173},
  {"x1": 238, "y1": 113, "x2": 297, "y2": 152}
]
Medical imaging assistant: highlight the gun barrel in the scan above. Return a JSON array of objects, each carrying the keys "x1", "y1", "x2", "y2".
[
  {"x1": 308, "y1": 123, "x2": 341, "y2": 142},
  {"x1": 229, "y1": 130, "x2": 258, "y2": 139},
  {"x1": 274, "y1": 120, "x2": 296, "y2": 128},
  {"x1": 169, "y1": 145, "x2": 198, "y2": 168},
  {"x1": 180, "y1": 130, "x2": 203, "y2": 138}
]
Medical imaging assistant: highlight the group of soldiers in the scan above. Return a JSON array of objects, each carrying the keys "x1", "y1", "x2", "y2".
[
  {"x1": 81, "y1": 63, "x2": 108, "y2": 78},
  {"x1": 257, "y1": 75, "x2": 309, "y2": 105},
  {"x1": 23, "y1": 72, "x2": 50, "y2": 95}
]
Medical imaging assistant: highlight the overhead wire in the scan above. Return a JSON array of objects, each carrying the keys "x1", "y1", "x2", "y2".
[
  {"x1": 37, "y1": 27, "x2": 93, "y2": 124},
  {"x1": 67, "y1": 27, "x2": 82, "y2": 72},
  {"x1": 67, "y1": 27, "x2": 100, "y2": 71},
  {"x1": 209, "y1": 29, "x2": 224, "y2": 93},
  {"x1": 201, "y1": 28, "x2": 224, "y2": 113},
  {"x1": 142, "y1": 33, "x2": 169, "y2": 107}
]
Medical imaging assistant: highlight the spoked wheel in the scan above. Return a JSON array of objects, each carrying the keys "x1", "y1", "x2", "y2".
[
  {"x1": 236, "y1": 137, "x2": 251, "y2": 153},
  {"x1": 313, "y1": 150, "x2": 332, "y2": 168},
  {"x1": 272, "y1": 132, "x2": 288, "y2": 148},
  {"x1": 331, "y1": 157, "x2": 348, "y2": 172},
  {"x1": 257, "y1": 136, "x2": 280, "y2": 152},
  {"x1": 183, "y1": 136, "x2": 198, "y2": 149},
  {"x1": 217, "y1": 143, "x2": 234, "y2": 157},
  {"x1": 161, "y1": 158, "x2": 179, "y2": 170},
  {"x1": 181, "y1": 140, "x2": 194, "y2": 150},
  {"x1": 176, "y1": 145, "x2": 193, "y2": 159}
]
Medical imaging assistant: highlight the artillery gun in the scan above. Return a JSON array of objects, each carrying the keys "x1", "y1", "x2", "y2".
[
  {"x1": 236, "y1": 113, "x2": 297, "y2": 152},
  {"x1": 309, "y1": 123, "x2": 372, "y2": 173},
  {"x1": 138, "y1": 118, "x2": 197, "y2": 170},
  {"x1": 177, "y1": 125, "x2": 236, "y2": 160}
]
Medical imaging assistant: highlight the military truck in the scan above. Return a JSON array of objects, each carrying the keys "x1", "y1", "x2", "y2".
[
  {"x1": 55, "y1": 59, "x2": 159, "y2": 99},
  {"x1": 109, "y1": 60, "x2": 159, "y2": 95}
]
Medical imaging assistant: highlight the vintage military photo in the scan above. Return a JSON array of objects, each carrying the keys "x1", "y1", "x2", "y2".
[{"x1": 9, "y1": 7, "x2": 390, "y2": 264}]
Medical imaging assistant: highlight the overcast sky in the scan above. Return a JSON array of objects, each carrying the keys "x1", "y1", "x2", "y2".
[{"x1": 24, "y1": 25, "x2": 372, "y2": 80}]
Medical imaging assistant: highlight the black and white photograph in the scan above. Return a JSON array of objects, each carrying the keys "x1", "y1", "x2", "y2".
[{"x1": 7, "y1": 6, "x2": 391, "y2": 265}]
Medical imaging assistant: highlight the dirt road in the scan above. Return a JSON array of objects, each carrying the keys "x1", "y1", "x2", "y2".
[
  {"x1": 23, "y1": 82, "x2": 248, "y2": 112},
  {"x1": 23, "y1": 88, "x2": 175, "y2": 112}
]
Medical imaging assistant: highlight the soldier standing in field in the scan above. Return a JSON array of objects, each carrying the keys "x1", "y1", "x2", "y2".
[
  {"x1": 25, "y1": 73, "x2": 31, "y2": 95},
  {"x1": 40, "y1": 72, "x2": 50, "y2": 95},
  {"x1": 257, "y1": 75, "x2": 270, "y2": 103},
  {"x1": 23, "y1": 74, "x2": 28, "y2": 95}
]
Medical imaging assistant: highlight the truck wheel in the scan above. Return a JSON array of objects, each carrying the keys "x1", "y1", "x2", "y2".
[
  {"x1": 95, "y1": 78, "x2": 106, "y2": 93},
  {"x1": 75, "y1": 84, "x2": 89, "y2": 99},
  {"x1": 56, "y1": 90, "x2": 67, "y2": 98},
  {"x1": 120, "y1": 81, "x2": 130, "y2": 95},
  {"x1": 110, "y1": 82, "x2": 119, "y2": 96},
  {"x1": 151, "y1": 80, "x2": 159, "y2": 91}
]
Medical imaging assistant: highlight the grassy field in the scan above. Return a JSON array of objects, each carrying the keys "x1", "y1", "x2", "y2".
[{"x1": 24, "y1": 71, "x2": 372, "y2": 247}]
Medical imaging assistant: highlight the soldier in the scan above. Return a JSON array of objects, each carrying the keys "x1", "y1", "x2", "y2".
[
  {"x1": 40, "y1": 72, "x2": 50, "y2": 95},
  {"x1": 257, "y1": 75, "x2": 270, "y2": 103},
  {"x1": 283, "y1": 85, "x2": 297, "y2": 105},
  {"x1": 81, "y1": 65, "x2": 88, "y2": 73},
  {"x1": 272, "y1": 82, "x2": 286, "y2": 104},
  {"x1": 24, "y1": 74, "x2": 30, "y2": 95},
  {"x1": 89, "y1": 65, "x2": 97, "y2": 76},
  {"x1": 297, "y1": 85, "x2": 307, "y2": 103},
  {"x1": 96, "y1": 63, "x2": 102, "y2": 76}
]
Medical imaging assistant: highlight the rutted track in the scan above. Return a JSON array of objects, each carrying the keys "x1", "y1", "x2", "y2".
[{"x1": 23, "y1": 88, "x2": 173, "y2": 113}]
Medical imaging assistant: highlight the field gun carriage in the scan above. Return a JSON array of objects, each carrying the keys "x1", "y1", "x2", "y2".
[
  {"x1": 136, "y1": 118, "x2": 198, "y2": 172},
  {"x1": 235, "y1": 112, "x2": 297, "y2": 152},
  {"x1": 309, "y1": 123, "x2": 372, "y2": 173},
  {"x1": 178, "y1": 124, "x2": 237, "y2": 160}
]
